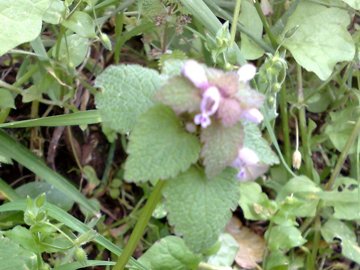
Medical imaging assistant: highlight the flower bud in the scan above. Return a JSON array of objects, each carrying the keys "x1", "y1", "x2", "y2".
[
  {"x1": 74, "y1": 247, "x2": 87, "y2": 264},
  {"x1": 100, "y1": 33, "x2": 112, "y2": 51},
  {"x1": 292, "y1": 150, "x2": 302, "y2": 170}
]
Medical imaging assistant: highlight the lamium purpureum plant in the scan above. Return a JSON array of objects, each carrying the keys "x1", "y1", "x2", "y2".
[{"x1": 95, "y1": 59, "x2": 279, "y2": 268}]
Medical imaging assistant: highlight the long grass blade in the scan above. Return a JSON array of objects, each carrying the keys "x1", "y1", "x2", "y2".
[
  {"x1": 0, "y1": 130, "x2": 97, "y2": 214},
  {"x1": 0, "y1": 110, "x2": 101, "y2": 128}
]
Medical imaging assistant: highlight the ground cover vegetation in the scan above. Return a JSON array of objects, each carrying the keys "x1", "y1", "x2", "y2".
[{"x1": 0, "y1": 0, "x2": 360, "y2": 269}]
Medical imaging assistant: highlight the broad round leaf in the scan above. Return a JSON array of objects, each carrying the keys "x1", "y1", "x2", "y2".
[{"x1": 124, "y1": 105, "x2": 200, "y2": 182}]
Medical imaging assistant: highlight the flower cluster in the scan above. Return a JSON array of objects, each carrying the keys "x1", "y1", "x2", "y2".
[
  {"x1": 181, "y1": 60, "x2": 268, "y2": 181},
  {"x1": 181, "y1": 60, "x2": 264, "y2": 129}
]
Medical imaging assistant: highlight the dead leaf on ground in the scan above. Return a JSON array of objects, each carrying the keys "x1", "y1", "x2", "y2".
[{"x1": 226, "y1": 217, "x2": 265, "y2": 269}]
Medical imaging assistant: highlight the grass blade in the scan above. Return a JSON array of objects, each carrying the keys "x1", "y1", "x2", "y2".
[
  {"x1": 0, "y1": 110, "x2": 101, "y2": 128},
  {"x1": 0, "y1": 178, "x2": 20, "y2": 201},
  {"x1": 0, "y1": 130, "x2": 97, "y2": 214},
  {"x1": 54, "y1": 260, "x2": 115, "y2": 270}
]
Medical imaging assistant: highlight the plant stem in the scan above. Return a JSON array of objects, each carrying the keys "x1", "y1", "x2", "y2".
[
  {"x1": 307, "y1": 213, "x2": 321, "y2": 270},
  {"x1": 113, "y1": 180, "x2": 166, "y2": 270},
  {"x1": 279, "y1": 84, "x2": 291, "y2": 165},
  {"x1": 325, "y1": 116, "x2": 360, "y2": 190},
  {"x1": 296, "y1": 65, "x2": 312, "y2": 178},
  {"x1": 229, "y1": 0, "x2": 242, "y2": 46},
  {"x1": 204, "y1": 0, "x2": 274, "y2": 53},
  {"x1": 253, "y1": 0, "x2": 277, "y2": 49},
  {"x1": 101, "y1": 140, "x2": 116, "y2": 185}
]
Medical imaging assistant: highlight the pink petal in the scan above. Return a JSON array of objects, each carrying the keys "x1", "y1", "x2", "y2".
[
  {"x1": 238, "y1": 64, "x2": 256, "y2": 82},
  {"x1": 217, "y1": 98, "x2": 242, "y2": 127},
  {"x1": 194, "y1": 113, "x2": 211, "y2": 128},
  {"x1": 238, "y1": 147, "x2": 260, "y2": 165},
  {"x1": 182, "y1": 60, "x2": 208, "y2": 89},
  {"x1": 201, "y1": 86, "x2": 221, "y2": 116},
  {"x1": 241, "y1": 108, "x2": 264, "y2": 124}
]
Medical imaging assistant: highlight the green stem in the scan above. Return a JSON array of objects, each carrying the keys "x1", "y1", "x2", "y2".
[
  {"x1": 253, "y1": 0, "x2": 277, "y2": 49},
  {"x1": 229, "y1": 0, "x2": 242, "y2": 46},
  {"x1": 0, "y1": 178, "x2": 20, "y2": 201},
  {"x1": 296, "y1": 65, "x2": 312, "y2": 178},
  {"x1": 204, "y1": 0, "x2": 274, "y2": 53},
  {"x1": 114, "y1": 12, "x2": 124, "y2": 64},
  {"x1": 113, "y1": 180, "x2": 166, "y2": 270},
  {"x1": 101, "y1": 140, "x2": 116, "y2": 185},
  {"x1": 325, "y1": 116, "x2": 360, "y2": 190},
  {"x1": 307, "y1": 214, "x2": 321, "y2": 270},
  {"x1": 279, "y1": 84, "x2": 291, "y2": 165}
]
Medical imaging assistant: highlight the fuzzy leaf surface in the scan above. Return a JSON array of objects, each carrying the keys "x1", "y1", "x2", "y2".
[
  {"x1": 138, "y1": 236, "x2": 201, "y2": 270},
  {"x1": 282, "y1": 1, "x2": 355, "y2": 80},
  {"x1": 164, "y1": 166, "x2": 238, "y2": 252},
  {"x1": 201, "y1": 121, "x2": 243, "y2": 177},
  {"x1": 0, "y1": 236, "x2": 37, "y2": 270},
  {"x1": 124, "y1": 105, "x2": 200, "y2": 182},
  {"x1": 243, "y1": 122, "x2": 279, "y2": 165},
  {"x1": 95, "y1": 65, "x2": 164, "y2": 133},
  {"x1": 156, "y1": 76, "x2": 201, "y2": 114}
]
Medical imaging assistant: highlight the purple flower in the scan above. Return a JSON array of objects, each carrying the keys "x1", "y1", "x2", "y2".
[
  {"x1": 182, "y1": 60, "x2": 264, "y2": 128},
  {"x1": 232, "y1": 147, "x2": 268, "y2": 181}
]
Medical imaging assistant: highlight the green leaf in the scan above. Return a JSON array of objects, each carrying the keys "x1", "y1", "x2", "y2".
[
  {"x1": 341, "y1": 0, "x2": 360, "y2": 9},
  {"x1": 95, "y1": 65, "x2": 164, "y2": 133},
  {"x1": 243, "y1": 122, "x2": 279, "y2": 165},
  {"x1": 276, "y1": 176, "x2": 320, "y2": 218},
  {"x1": 206, "y1": 233, "x2": 239, "y2": 267},
  {"x1": 0, "y1": 200, "x2": 146, "y2": 270},
  {"x1": 53, "y1": 34, "x2": 89, "y2": 67},
  {"x1": 62, "y1": 11, "x2": 96, "y2": 38},
  {"x1": 124, "y1": 105, "x2": 200, "y2": 182},
  {"x1": 138, "y1": 236, "x2": 201, "y2": 270},
  {"x1": 0, "y1": 110, "x2": 101, "y2": 128},
  {"x1": 16, "y1": 182, "x2": 75, "y2": 211},
  {"x1": 321, "y1": 219, "x2": 360, "y2": 264},
  {"x1": 160, "y1": 58, "x2": 187, "y2": 77},
  {"x1": 239, "y1": 0, "x2": 264, "y2": 60},
  {"x1": 155, "y1": 76, "x2": 201, "y2": 114},
  {"x1": 324, "y1": 106, "x2": 360, "y2": 154},
  {"x1": 0, "y1": 89, "x2": 15, "y2": 109},
  {"x1": 0, "y1": 236, "x2": 37, "y2": 270},
  {"x1": 320, "y1": 177, "x2": 360, "y2": 220},
  {"x1": 201, "y1": 121, "x2": 243, "y2": 178},
  {"x1": 265, "y1": 225, "x2": 306, "y2": 252},
  {"x1": 238, "y1": 182, "x2": 277, "y2": 221},
  {"x1": 42, "y1": 0, "x2": 66, "y2": 24},
  {"x1": 164, "y1": 166, "x2": 238, "y2": 252},
  {"x1": 282, "y1": 1, "x2": 355, "y2": 80},
  {"x1": 3, "y1": 226, "x2": 40, "y2": 254},
  {"x1": 0, "y1": 0, "x2": 50, "y2": 56}
]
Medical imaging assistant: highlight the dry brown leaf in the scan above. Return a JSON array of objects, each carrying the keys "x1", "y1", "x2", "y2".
[{"x1": 226, "y1": 217, "x2": 265, "y2": 269}]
